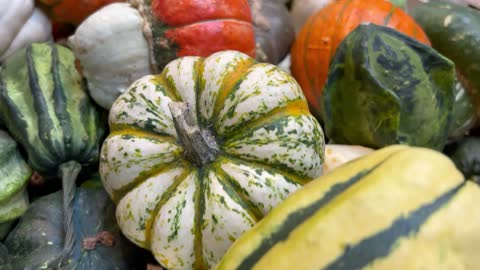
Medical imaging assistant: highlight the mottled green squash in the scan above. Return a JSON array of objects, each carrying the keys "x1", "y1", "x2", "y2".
[
  {"x1": 446, "y1": 137, "x2": 480, "y2": 185},
  {"x1": 0, "y1": 42, "x2": 104, "y2": 266},
  {"x1": 411, "y1": 2, "x2": 480, "y2": 119},
  {"x1": 0, "y1": 130, "x2": 32, "y2": 240},
  {"x1": 2, "y1": 185, "x2": 138, "y2": 270},
  {"x1": 217, "y1": 145, "x2": 480, "y2": 270},
  {"x1": 322, "y1": 24, "x2": 455, "y2": 150}
]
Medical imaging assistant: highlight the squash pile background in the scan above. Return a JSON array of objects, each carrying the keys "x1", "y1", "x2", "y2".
[{"x1": 0, "y1": 0, "x2": 480, "y2": 269}]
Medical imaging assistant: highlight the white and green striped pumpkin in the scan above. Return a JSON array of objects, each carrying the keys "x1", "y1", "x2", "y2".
[
  {"x1": 217, "y1": 145, "x2": 480, "y2": 270},
  {"x1": 100, "y1": 50, "x2": 325, "y2": 270}
]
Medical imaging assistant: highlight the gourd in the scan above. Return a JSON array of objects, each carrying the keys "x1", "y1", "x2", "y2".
[
  {"x1": 0, "y1": 42, "x2": 104, "y2": 267},
  {"x1": 323, "y1": 24, "x2": 454, "y2": 150},
  {"x1": 0, "y1": 130, "x2": 32, "y2": 240},
  {"x1": 446, "y1": 137, "x2": 480, "y2": 185},
  {"x1": 411, "y1": 2, "x2": 480, "y2": 120},
  {"x1": 69, "y1": 0, "x2": 256, "y2": 109},
  {"x1": 100, "y1": 50, "x2": 325, "y2": 270},
  {"x1": 0, "y1": 0, "x2": 51, "y2": 62},
  {"x1": 290, "y1": 0, "x2": 430, "y2": 118},
  {"x1": 249, "y1": 0, "x2": 294, "y2": 64},
  {"x1": 290, "y1": 0, "x2": 333, "y2": 33},
  {"x1": 36, "y1": 0, "x2": 122, "y2": 26},
  {"x1": 2, "y1": 184, "x2": 138, "y2": 269},
  {"x1": 216, "y1": 145, "x2": 480, "y2": 270},
  {"x1": 323, "y1": 144, "x2": 373, "y2": 174}
]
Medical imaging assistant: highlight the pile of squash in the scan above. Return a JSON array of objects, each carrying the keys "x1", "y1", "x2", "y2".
[{"x1": 0, "y1": 0, "x2": 479, "y2": 269}]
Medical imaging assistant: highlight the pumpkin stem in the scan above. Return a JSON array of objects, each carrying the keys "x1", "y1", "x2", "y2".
[
  {"x1": 48, "y1": 161, "x2": 82, "y2": 267},
  {"x1": 169, "y1": 101, "x2": 219, "y2": 166}
]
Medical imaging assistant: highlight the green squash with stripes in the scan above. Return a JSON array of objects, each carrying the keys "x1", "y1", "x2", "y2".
[
  {"x1": 411, "y1": 2, "x2": 480, "y2": 120},
  {"x1": 0, "y1": 42, "x2": 104, "y2": 266},
  {"x1": 0, "y1": 130, "x2": 32, "y2": 240},
  {"x1": 100, "y1": 50, "x2": 325, "y2": 270},
  {"x1": 217, "y1": 145, "x2": 480, "y2": 270},
  {"x1": 322, "y1": 23, "x2": 455, "y2": 150}
]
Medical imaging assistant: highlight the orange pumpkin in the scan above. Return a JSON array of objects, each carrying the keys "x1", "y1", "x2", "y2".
[
  {"x1": 290, "y1": 0, "x2": 431, "y2": 118},
  {"x1": 36, "y1": 0, "x2": 122, "y2": 26}
]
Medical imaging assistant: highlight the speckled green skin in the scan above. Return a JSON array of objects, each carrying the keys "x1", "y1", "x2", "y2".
[
  {"x1": 411, "y1": 2, "x2": 480, "y2": 119},
  {"x1": 0, "y1": 43, "x2": 104, "y2": 177},
  {"x1": 2, "y1": 187, "x2": 138, "y2": 270},
  {"x1": 322, "y1": 24, "x2": 455, "y2": 150}
]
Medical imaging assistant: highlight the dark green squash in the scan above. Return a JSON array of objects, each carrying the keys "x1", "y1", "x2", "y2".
[
  {"x1": 249, "y1": 0, "x2": 294, "y2": 64},
  {"x1": 446, "y1": 137, "x2": 480, "y2": 185},
  {"x1": 411, "y1": 2, "x2": 480, "y2": 120},
  {"x1": 2, "y1": 185, "x2": 138, "y2": 270},
  {"x1": 0, "y1": 243, "x2": 7, "y2": 266},
  {"x1": 322, "y1": 23, "x2": 455, "y2": 150},
  {"x1": 0, "y1": 42, "x2": 104, "y2": 266},
  {"x1": 449, "y1": 79, "x2": 477, "y2": 141}
]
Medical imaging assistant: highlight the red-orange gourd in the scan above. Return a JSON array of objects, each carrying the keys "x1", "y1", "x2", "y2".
[
  {"x1": 290, "y1": 0, "x2": 431, "y2": 118},
  {"x1": 36, "y1": 0, "x2": 123, "y2": 26}
]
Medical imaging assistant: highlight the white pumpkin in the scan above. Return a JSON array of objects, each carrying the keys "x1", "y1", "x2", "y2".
[
  {"x1": 323, "y1": 144, "x2": 374, "y2": 173},
  {"x1": 68, "y1": 3, "x2": 152, "y2": 109},
  {"x1": 291, "y1": 0, "x2": 334, "y2": 33},
  {"x1": 100, "y1": 51, "x2": 325, "y2": 270},
  {"x1": 0, "y1": 0, "x2": 52, "y2": 62}
]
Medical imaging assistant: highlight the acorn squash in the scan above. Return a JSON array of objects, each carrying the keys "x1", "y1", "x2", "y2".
[
  {"x1": 323, "y1": 24, "x2": 454, "y2": 150},
  {"x1": 446, "y1": 137, "x2": 480, "y2": 185},
  {"x1": 217, "y1": 145, "x2": 480, "y2": 270},
  {"x1": 0, "y1": 42, "x2": 104, "y2": 266},
  {"x1": 100, "y1": 50, "x2": 325, "y2": 270},
  {"x1": 0, "y1": 131, "x2": 32, "y2": 240}
]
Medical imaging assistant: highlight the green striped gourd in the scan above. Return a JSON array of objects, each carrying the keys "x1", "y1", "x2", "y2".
[
  {"x1": 100, "y1": 50, "x2": 325, "y2": 270},
  {"x1": 411, "y1": 2, "x2": 480, "y2": 120},
  {"x1": 323, "y1": 23, "x2": 455, "y2": 150},
  {"x1": 0, "y1": 42, "x2": 104, "y2": 267},
  {"x1": 0, "y1": 130, "x2": 32, "y2": 239},
  {"x1": 217, "y1": 145, "x2": 480, "y2": 270}
]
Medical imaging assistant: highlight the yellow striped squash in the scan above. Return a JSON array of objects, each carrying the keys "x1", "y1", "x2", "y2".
[
  {"x1": 99, "y1": 50, "x2": 325, "y2": 270},
  {"x1": 217, "y1": 145, "x2": 480, "y2": 270}
]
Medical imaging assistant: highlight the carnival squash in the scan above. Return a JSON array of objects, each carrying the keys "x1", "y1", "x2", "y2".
[
  {"x1": 0, "y1": 130, "x2": 32, "y2": 240},
  {"x1": 1, "y1": 185, "x2": 138, "y2": 269},
  {"x1": 291, "y1": 0, "x2": 430, "y2": 118},
  {"x1": 100, "y1": 50, "x2": 325, "y2": 270},
  {"x1": 249, "y1": 0, "x2": 294, "y2": 64},
  {"x1": 323, "y1": 24, "x2": 454, "y2": 150},
  {"x1": 0, "y1": 42, "x2": 104, "y2": 266},
  {"x1": 411, "y1": 2, "x2": 480, "y2": 120},
  {"x1": 36, "y1": 0, "x2": 122, "y2": 26},
  {"x1": 69, "y1": 0, "x2": 256, "y2": 109},
  {"x1": 0, "y1": 0, "x2": 51, "y2": 62},
  {"x1": 217, "y1": 145, "x2": 480, "y2": 270}
]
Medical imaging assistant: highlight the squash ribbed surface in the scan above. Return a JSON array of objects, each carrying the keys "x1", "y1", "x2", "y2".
[{"x1": 100, "y1": 50, "x2": 324, "y2": 270}]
